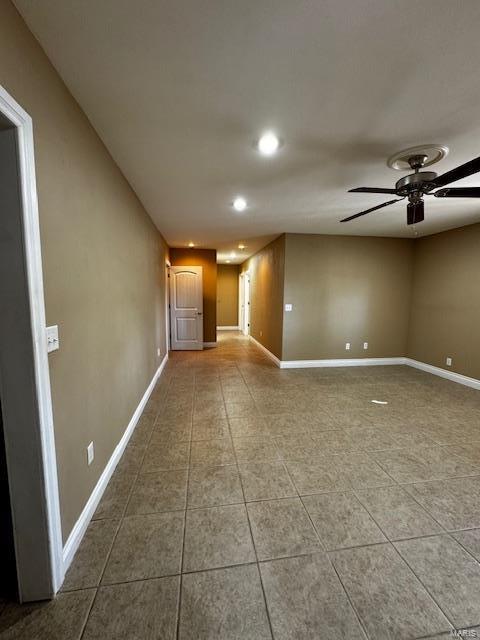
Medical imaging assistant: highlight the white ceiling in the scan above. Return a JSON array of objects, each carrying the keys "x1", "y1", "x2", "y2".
[{"x1": 14, "y1": 0, "x2": 480, "y2": 263}]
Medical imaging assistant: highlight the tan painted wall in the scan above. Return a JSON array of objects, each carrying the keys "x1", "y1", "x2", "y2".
[
  {"x1": 408, "y1": 223, "x2": 480, "y2": 379},
  {"x1": 217, "y1": 265, "x2": 239, "y2": 327},
  {"x1": 0, "y1": 1, "x2": 169, "y2": 541},
  {"x1": 282, "y1": 234, "x2": 414, "y2": 361},
  {"x1": 169, "y1": 248, "x2": 217, "y2": 343},
  {"x1": 241, "y1": 236, "x2": 285, "y2": 358}
]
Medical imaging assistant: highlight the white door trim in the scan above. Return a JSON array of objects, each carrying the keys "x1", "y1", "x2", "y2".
[
  {"x1": 0, "y1": 85, "x2": 63, "y2": 597},
  {"x1": 165, "y1": 259, "x2": 171, "y2": 352}
]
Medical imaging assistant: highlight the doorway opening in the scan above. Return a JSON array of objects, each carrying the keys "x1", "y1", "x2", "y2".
[
  {"x1": 239, "y1": 271, "x2": 251, "y2": 336},
  {"x1": 0, "y1": 86, "x2": 63, "y2": 602}
]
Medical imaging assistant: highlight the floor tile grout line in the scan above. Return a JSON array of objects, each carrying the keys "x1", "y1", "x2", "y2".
[
  {"x1": 174, "y1": 375, "x2": 194, "y2": 640},
  {"x1": 390, "y1": 539, "x2": 458, "y2": 632},
  {"x1": 222, "y1": 363, "x2": 276, "y2": 640},
  {"x1": 77, "y1": 588, "x2": 100, "y2": 640},
  {"x1": 350, "y1": 485, "x2": 449, "y2": 544},
  {"x1": 326, "y1": 552, "x2": 373, "y2": 640},
  {"x1": 361, "y1": 446, "x2": 480, "y2": 533},
  {"x1": 447, "y1": 531, "x2": 480, "y2": 569}
]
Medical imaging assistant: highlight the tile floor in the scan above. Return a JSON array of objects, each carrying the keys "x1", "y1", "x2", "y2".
[{"x1": 2, "y1": 331, "x2": 480, "y2": 639}]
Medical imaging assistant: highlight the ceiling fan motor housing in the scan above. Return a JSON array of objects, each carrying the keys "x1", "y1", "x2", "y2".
[{"x1": 395, "y1": 171, "x2": 437, "y2": 196}]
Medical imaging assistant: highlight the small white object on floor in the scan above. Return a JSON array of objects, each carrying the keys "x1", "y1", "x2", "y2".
[{"x1": 371, "y1": 400, "x2": 388, "y2": 405}]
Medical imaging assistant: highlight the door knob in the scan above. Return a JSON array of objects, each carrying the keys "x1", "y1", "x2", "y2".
[{"x1": 197, "y1": 312, "x2": 203, "y2": 315}]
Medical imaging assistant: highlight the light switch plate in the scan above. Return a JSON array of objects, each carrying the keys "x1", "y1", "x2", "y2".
[
  {"x1": 46, "y1": 325, "x2": 59, "y2": 353},
  {"x1": 87, "y1": 442, "x2": 94, "y2": 466},
  {"x1": 284, "y1": 303, "x2": 293, "y2": 312}
]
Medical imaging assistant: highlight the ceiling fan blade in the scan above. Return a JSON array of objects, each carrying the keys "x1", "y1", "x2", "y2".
[
  {"x1": 430, "y1": 156, "x2": 480, "y2": 188},
  {"x1": 340, "y1": 198, "x2": 403, "y2": 222},
  {"x1": 433, "y1": 187, "x2": 480, "y2": 198},
  {"x1": 349, "y1": 187, "x2": 398, "y2": 194},
  {"x1": 407, "y1": 200, "x2": 424, "y2": 225}
]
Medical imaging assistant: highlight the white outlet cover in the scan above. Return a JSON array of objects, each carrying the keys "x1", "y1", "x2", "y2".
[
  {"x1": 345, "y1": 342, "x2": 351, "y2": 350},
  {"x1": 284, "y1": 303, "x2": 293, "y2": 312},
  {"x1": 446, "y1": 357, "x2": 452, "y2": 366},
  {"x1": 46, "y1": 325, "x2": 59, "y2": 353},
  {"x1": 87, "y1": 441, "x2": 94, "y2": 466},
  {"x1": 363, "y1": 342, "x2": 368, "y2": 350},
  {"x1": 157, "y1": 348, "x2": 161, "y2": 356}
]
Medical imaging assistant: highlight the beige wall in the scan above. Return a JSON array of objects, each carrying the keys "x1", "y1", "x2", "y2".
[
  {"x1": 0, "y1": 0, "x2": 168, "y2": 541},
  {"x1": 241, "y1": 236, "x2": 285, "y2": 358},
  {"x1": 408, "y1": 223, "x2": 480, "y2": 379},
  {"x1": 282, "y1": 234, "x2": 414, "y2": 361},
  {"x1": 169, "y1": 248, "x2": 217, "y2": 343},
  {"x1": 217, "y1": 264, "x2": 239, "y2": 327}
]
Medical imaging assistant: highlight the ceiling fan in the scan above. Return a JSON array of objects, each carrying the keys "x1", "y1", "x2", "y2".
[{"x1": 341, "y1": 145, "x2": 480, "y2": 225}]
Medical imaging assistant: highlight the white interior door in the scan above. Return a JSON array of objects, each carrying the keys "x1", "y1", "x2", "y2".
[{"x1": 169, "y1": 266, "x2": 203, "y2": 350}]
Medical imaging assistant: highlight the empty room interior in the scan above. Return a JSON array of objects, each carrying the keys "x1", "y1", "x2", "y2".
[{"x1": 2, "y1": 1, "x2": 480, "y2": 639}]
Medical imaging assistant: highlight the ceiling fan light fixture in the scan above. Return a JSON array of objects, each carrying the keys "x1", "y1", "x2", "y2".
[
  {"x1": 387, "y1": 144, "x2": 449, "y2": 171},
  {"x1": 342, "y1": 147, "x2": 480, "y2": 225}
]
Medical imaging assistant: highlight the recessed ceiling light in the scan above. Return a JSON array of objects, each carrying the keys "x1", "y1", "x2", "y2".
[
  {"x1": 188, "y1": 242, "x2": 195, "y2": 247},
  {"x1": 232, "y1": 196, "x2": 247, "y2": 212},
  {"x1": 258, "y1": 131, "x2": 280, "y2": 156},
  {"x1": 226, "y1": 260, "x2": 231, "y2": 263},
  {"x1": 230, "y1": 252, "x2": 236, "y2": 258},
  {"x1": 238, "y1": 244, "x2": 245, "y2": 250}
]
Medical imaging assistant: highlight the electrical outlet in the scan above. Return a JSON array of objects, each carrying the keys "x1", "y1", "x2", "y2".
[
  {"x1": 46, "y1": 325, "x2": 60, "y2": 353},
  {"x1": 363, "y1": 342, "x2": 368, "y2": 350},
  {"x1": 446, "y1": 357, "x2": 452, "y2": 367},
  {"x1": 345, "y1": 342, "x2": 351, "y2": 351},
  {"x1": 157, "y1": 348, "x2": 161, "y2": 357},
  {"x1": 87, "y1": 441, "x2": 94, "y2": 466},
  {"x1": 284, "y1": 303, "x2": 293, "y2": 312}
]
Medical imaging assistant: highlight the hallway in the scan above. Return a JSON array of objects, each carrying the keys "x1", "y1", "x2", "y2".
[{"x1": 2, "y1": 332, "x2": 480, "y2": 638}]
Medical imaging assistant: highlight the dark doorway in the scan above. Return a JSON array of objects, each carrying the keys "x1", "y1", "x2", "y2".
[{"x1": 0, "y1": 396, "x2": 17, "y2": 599}]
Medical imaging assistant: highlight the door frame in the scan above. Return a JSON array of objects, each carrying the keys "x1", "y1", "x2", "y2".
[
  {"x1": 0, "y1": 85, "x2": 63, "y2": 599},
  {"x1": 239, "y1": 271, "x2": 251, "y2": 336},
  {"x1": 165, "y1": 259, "x2": 171, "y2": 351}
]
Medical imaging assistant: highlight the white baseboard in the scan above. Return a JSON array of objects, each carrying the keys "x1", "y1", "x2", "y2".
[
  {"x1": 217, "y1": 326, "x2": 240, "y2": 330},
  {"x1": 249, "y1": 336, "x2": 282, "y2": 366},
  {"x1": 62, "y1": 353, "x2": 168, "y2": 573},
  {"x1": 280, "y1": 357, "x2": 406, "y2": 369},
  {"x1": 250, "y1": 337, "x2": 404, "y2": 368},
  {"x1": 248, "y1": 338, "x2": 480, "y2": 390},
  {"x1": 405, "y1": 358, "x2": 480, "y2": 390}
]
